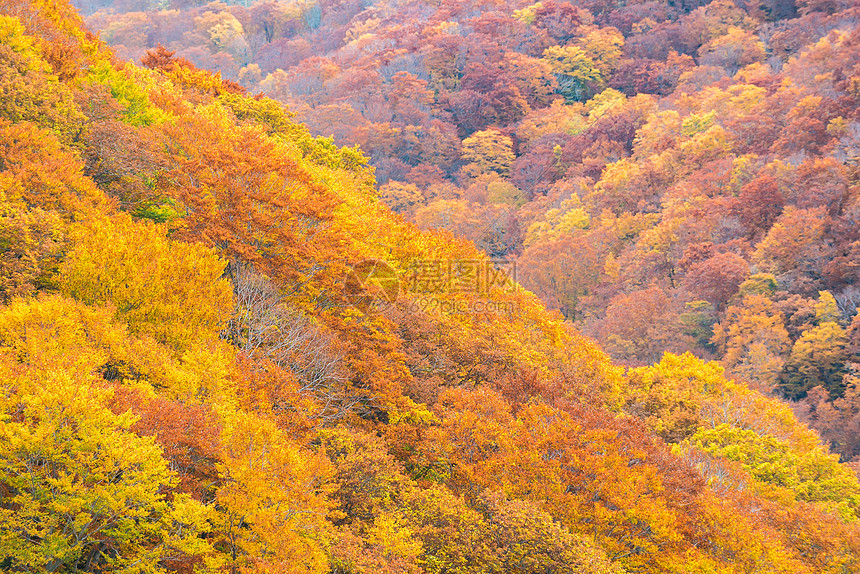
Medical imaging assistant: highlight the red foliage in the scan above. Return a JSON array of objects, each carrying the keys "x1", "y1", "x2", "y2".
[
  {"x1": 109, "y1": 385, "x2": 223, "y2": 500},
  {"x1": 609, "y1": 53, "x2": 695, "y2": 95},
  {"x1": 141, "y1": 44, "x2": 194, "y2": 72},
  {"x1": 533, "y1": 1, "x2": 582, "y2": 44},
  {"x1": 732, "y1": 175, "x2": 785, "y2": 234},
  {"x1": 683, "y1": 251, "x2": 750, "y2": 311}
]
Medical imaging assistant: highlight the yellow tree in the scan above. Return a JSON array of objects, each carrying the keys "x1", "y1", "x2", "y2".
[
  {"x1": 542, "y1": 45, "x2": 602, "y2": 101},
  {"x1": 379, "y1": 181, "x2": 425, "y2": 215},
  {"x1": 712, "y1": 294, "x2": 792, "y2": 388},
  {"x1": 753, "y1": 206, "x2": 829, "y2": 281},
  {"x1": 778, "y1": 292, "x2": 850, "y2": 399},
  {"x1": 578, "y1": 27, "x2": 624, "y2": 78},
  {"x1": 0, "y1": 15, "x2": 85, "y2": 143},
  {"x1": 460, "y1": 129, "x2": 515, "y2": 177},
  {"x1": 0, "y1": 201, "x2": 64, "y2": 301},
  {"x1": 209, "y1": 411, "x2": 333, "y2": 574},
  {"x1": 56, "y1": 213, "x2": 234, "y2": 353},
  {"x1": 688, "y1": 424, "x2": 860, "y2": 520},
  {"x1": 625, "y1": 352, "x2": 812, "y2": 447},
  {"x1": 0, "y1": 341, "x2": 211, "y2": 571},
  {"x1": 477, "y1": 491, "x2": 622, "y2": 574}
]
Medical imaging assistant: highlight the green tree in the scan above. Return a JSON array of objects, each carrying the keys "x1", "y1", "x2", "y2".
[
  {"x1": 778, "y1": 322, "x2": 849, "y2": 399},
  {"x1": 542, "y1": 45, "x2": 602, "y2": 101},
  {"x1": 689, "y1": 424, "x2": 860, "y2": 520}
]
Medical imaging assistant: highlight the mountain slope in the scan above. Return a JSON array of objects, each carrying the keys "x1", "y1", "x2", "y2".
[
  {"x1": 1, "y1": 1, "x2": 860, "y2": 572},
  {"x1": 75, "y1": 0, "x2": 860, "y2": 465}
]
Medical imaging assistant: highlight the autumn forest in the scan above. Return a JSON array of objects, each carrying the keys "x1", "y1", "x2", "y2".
[{"x1": 1, "y1": 0, "x2": 860, "y2": 571}]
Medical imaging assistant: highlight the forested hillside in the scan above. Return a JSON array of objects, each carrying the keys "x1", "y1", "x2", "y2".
[
  {"x1": 2, "y1": 0, "x2": 860, "y2": 572},
  {"x1": 77, "y1": 0, "x2": 860, "y2": 465}
]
